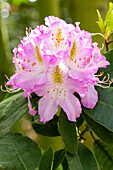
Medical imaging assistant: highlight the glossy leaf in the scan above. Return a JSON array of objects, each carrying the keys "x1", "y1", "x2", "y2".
[
  {"x1": 104, "y1": 49, "x2": 113, "y2": 78},
  {"x1": 0, "y1": 93, "x2": 28, "y2": 137},
  {"x1": 39, "y1": 146, "x2": 54, "y2": 170},
  {"x1": 83, "y1": 86, "x2": 113, "y2": 132},
  {"x1": 67, "y1": 143, "x2": 98, "y2": 170},
  {"x1": 82, "y1": 111, "x2": 113, "y2": 146},
  {"x1": 32, "y1": 115, "x2": 60, "y2": 137},
  {"x1": 59, "y1": 109, "x2": 78, "y2": 156},
  {"x1": 0, "y1": 93, "x2": 22, "y2": 118},
  {"x1": 53, "y1": 149, "x2": 65, "y2": 170},
  {"x1": 94, "y1": 140, "x2": 113, "y2": 170},
  {"x1": 0, "y1": 132, "x2": 41, "y2": 170}
]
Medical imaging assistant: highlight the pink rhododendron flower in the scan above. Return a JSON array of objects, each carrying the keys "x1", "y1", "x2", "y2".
[{"x1": 3, "y1": 16, "x2": 111, "y2": 123}]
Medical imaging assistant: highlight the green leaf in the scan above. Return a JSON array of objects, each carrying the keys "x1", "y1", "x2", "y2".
[
  {"x1": 0, "y1": 132, "x2": 41, "y2": 170},
  {"x1": 0, "y1": 93, "x2": 28, "y2": 137},
  {"x1": 67, "y1": 143, "x2": 98, "y2": 170},
  {"x1": 93, "y1": 140, "x2": 113, "y2": 170},
  {"x1": 59, "y1": 109, "x2": 78, "y2": 156},
  {"x1": 103, "y1": 49, "x2": 113, "y2": 78},
  {"x1": 39, "y1": 146, "x2": 54, "y2": 170},
  {"x1": 32, "y1": 115, "x2": 60, "y2": 137},
  {"x1": 83, "y1": 86, "x2": 113, "y2": 132},
  {"x1": 62, "y1": 157, "x2": 69, "y2": 170},
  {"x1": 105, "y1": 2, "x2": 113, "y2": 38},
  {"x1": 0, "y1": 93, "x2": 22, "y2": 117},
  {"x1": 67, "y1": 153, "x2": 83, "y2": 170},
  {"x1": 53, "y1": 149, "x2": 65, "y2": 170},
  {"x1": 82, "y1": 111, "x2": 113, "y2": 146},
  {"x1": 96, "y1": 9, "x2": 105, "y2": 33},
  {"x1": 76, "y1": 115, "x2": 84, "y2": 128}
]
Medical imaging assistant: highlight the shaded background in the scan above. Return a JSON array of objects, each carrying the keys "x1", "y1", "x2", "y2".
[
  {"x1": 0, "y1": 0, "x2": 113, "y2": 101},
  {"x1": 0, "y1": 1, "x2": 113, "y2": 166}
]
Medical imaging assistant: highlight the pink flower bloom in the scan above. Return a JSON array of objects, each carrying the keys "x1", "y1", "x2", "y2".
[
  {"x1": 34, "y1": 60, "x2": 87, "y2": 122},
  {"x1": 4, "y1": 16, "x2": 110, "y2": 123}
]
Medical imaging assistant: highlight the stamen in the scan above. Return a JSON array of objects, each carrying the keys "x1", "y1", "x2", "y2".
[
  {"x1": 1, "y1": 85, "x2": 21, "y2": 93},
  {"x1": 26, "y1": 27, "x2": 32, "y2": 36},
  {"x1": 4, "y1": 75, "x2": 9, "y2": 80},
  {"x1": 35, "y1": 45, "x2": 43, "y2": 65},
  {"x1": 96, "y1": 73, "x2": 112, "y2": 88}
]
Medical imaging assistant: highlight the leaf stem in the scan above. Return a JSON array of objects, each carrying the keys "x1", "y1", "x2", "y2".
[
  {"x1": 108, "y1": 40, "x2": 113, "y2": 45},
  {"x1": 105, "y1": 39, "x2": 109, "y2": 52}
]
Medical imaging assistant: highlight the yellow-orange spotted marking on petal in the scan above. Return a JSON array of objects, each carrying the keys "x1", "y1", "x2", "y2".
[
  {"x1": 69, "y1": 41, "x2": 78, "y2": 61},
  {"x1": 52, "y1": 65, "x2": 64, "y2": 85},
  {"x1": 35, "y1": 45, "x2": 43, "y2": 65}
]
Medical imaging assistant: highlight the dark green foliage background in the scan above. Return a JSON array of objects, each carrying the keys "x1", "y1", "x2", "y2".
[{"x1": 1, "y1": 0, "x2": 113, "y2": 170}]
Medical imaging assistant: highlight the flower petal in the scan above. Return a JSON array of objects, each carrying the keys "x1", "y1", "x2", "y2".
[
  {"x1": 28, "y1": 96, "x2": 37, "y2": 116},
  {"x1": 13, "y1": 71, "x2": 46, "y2": 92},
  {"x1": 81, "y1": 84, "x2": 98, "y2": 108},
  {"x1": 22, "y1": 93, "x2": 37, "y2": 116},
  {"x1": 64, "y1": 78, "x2": 87, "y2": 97},
  {"x1": 59, "y1": 93, "x2": 82, "y2": 122},
  {"x1": 39, "y1": 95, "x2": 58, "y2": 123}
]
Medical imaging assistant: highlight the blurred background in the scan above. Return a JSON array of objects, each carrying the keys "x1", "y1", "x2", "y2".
[
  {"x1": 0, "y1": 0, "x2": 113, "y2": 161},
  {"x1": 0, "y1": 0, "x2": 113, "y2": 101}
]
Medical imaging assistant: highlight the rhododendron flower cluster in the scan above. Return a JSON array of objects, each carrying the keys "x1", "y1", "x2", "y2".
[{"x1": 4, "y1": 16, "x2": 110, "y2": 123}]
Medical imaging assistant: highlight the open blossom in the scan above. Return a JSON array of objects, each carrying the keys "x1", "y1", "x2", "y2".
[{"x1": 3, "y1": 16, "x2": 110, "y2": 122}]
